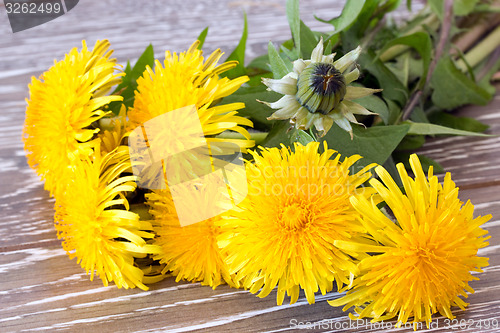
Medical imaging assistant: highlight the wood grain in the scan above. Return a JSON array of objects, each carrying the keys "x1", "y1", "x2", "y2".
[{"x1": 1, "y1": 1, "x2": 499, "y2": 332}]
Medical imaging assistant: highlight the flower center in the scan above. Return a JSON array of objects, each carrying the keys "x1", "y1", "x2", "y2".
[
  {"x1": 280, "y1": 203, "x2": 310, "y2": 230},
  {"x1": 296, "y1": 62, "x2": 346, "y2": 115}
]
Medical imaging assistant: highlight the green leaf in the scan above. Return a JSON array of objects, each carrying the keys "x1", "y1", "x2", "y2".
[
  {"x1": 321, "y1": 124, "x2": 410, "y2": 167},
  {"x1": 476, "y1": 4, "x2": 500, "y2": 12},
  {"x1": 430, "y1": 0, "x2": 479, "y2": 19},
  {"x1": 409, "y1": 107, "x2": 429, "y2": 123},
  {"x1": 222, "y1": 12, "x2": 248, "y2": 79},
  {"x1": 406, "y1": 0, "x2": 412, "y2": 11},
  {"x1": 247, "y1": 54, "x2": 271, "y2": 71},
  {"x1": 406, "y1": 121, "x2": 491, "y2": 136},
  {"x1": 246, "y1": 72, "x2": 273, "y2": 87},
  {"x1": 396, "y1": 135, "x2": 425, "y2": 150},
  {"x1": 385, "y1": 99, "x2": 402, "y2": 125},
  {"x1": 108, "y1": 44, "x2": 155, "y2": 115},
  {"x1": 280, "y1": 44, "x2": 298, "y2": 61},
  {"x1": 428, "y1": 0, "x2": 444, "y2": 20},
  {"x1": 339, "y1": 0, "x2": 382, "y2": 49},
  {"x1": 430, "y1": 57, "x2": 492, "y2": 109},
  {"x1": 261, "y1": 120, "x2": 292, "y2": 148},
  {"x1": 380, "y1": 0, "x2": 403, "y2": 13},
  {"x1": 323, "y1": 37, "x2": 336, "y2": 55},
  {"x1": 453, "y1": 0, "x2": 480, "y2": 16},
  {"x1": 477, "y1": 56, "x2": 500, "y2": 96},
  {"x1": 220, "y1": 85, "x2": 281, "y2": 129},
  {"x1": 354, "y1": 94, "x2": 390, "y2": 124},
  {"x1": 286, "y1": 0, "x2": 301, "y2": 57},
  {"x1": 294, "y1": 130, "x2": 315, "y2": 146},
  {"x1": 360, "y1": 51, "x2": 408, "y2": 106},
  {"x1": 196, "y1": 27, "x2": 209, "y2": 49},
  {"x1": 299, "y1": 20, "x2": 318, "y2": 58},
  {"x1": 268, "y1": 41, "x2": 292, "y2": 79},
  {"x1": 315, "y1": 0, "x2": 366, "y2": 34},
  {"x1": 428, "y1": 112, "x2": 489, "y2": 133},
  {"x1": 378, "y1": 32, "x2": 432, "y2": 88}
]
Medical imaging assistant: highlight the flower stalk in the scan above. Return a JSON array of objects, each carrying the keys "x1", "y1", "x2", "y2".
[
  {"x1": 456, "y1": 25, "x2": 500, "y2": 72},
  {"x1": 216, "y1": 131, "x2": 268, "y2": 145}
]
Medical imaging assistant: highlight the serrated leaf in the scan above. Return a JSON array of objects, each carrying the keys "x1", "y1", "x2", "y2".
[
  {"x1": 378, "y1": 32, "x2": 432, "y2": 89},
  {"x1": 196, "y1": 27, "x2": 209, "y2": 49},
  {"x1": 222, "y1": 12, "x2": 248, "y2": 79},
  {"x1": 108, "y1": 44, "x2": 155, "y2": 115},
  {"x1": 315, "y1": 0, "x2": 366, "y2": 34},
  {"x1": 406, "y1": 121, "x2": 491, "y2": 136},
  {"x1": 268, "y1": 41, "x2": 292, "y2": 79},
  {"x1": 430, "y1": 57, "x2": 492, "y2": 109},
  {"x1": 286, "y1": 0, "x2": 301, "y2": 58},
  {"x1": 321, "y1": 124, "x2": 410, "y2": 167}
]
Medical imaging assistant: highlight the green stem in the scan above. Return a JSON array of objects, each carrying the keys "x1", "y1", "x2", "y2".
[
  {"x1": 402, "y1": 0, "x2": 454, "y2": 121},
  {"x1": 216, "y1": 131, "x2": 268, "y2": 145},
  {"x1": 456, "y1": 25, "x2": 500, "y2": 72},
  {"x1": 452, "y1": 15, "x2": 500, "y2": 55}
]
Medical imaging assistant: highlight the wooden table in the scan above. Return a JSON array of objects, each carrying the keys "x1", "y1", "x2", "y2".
[{"x1": 1, "y1": 1, "x2": 499, "y2": 332}]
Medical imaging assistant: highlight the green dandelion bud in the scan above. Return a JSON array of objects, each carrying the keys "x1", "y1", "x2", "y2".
[
  {"x1": 261, "y1": 38, "x2": 382, "y2": 138},
  {"x1": 296, "y1": 62, "x2": 347, "y2": 115}
]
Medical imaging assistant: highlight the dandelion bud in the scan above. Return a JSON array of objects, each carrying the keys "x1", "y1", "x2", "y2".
[{"x1": 296, "y1": 62, "x2": 346, "y2": 115}]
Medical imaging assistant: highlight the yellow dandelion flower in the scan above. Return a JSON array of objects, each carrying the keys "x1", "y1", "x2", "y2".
[
  {"x1": 54, "y1": 146, "x2": 161, "y2": 290},
  {"x1": 127, "y1": 40, "x2": 254, "y2": 151},
  {"x1": 23, "y1": 40, "x2": 123, "y2": 196},
  {"x1": 329, "y1": 154, "x2": 491, "y2": 328},
  {"x1": 98, "y1": 106, "x2": 130, "y2": 155},
  {"x1": 146, "y1": 183, "x2": 238, "y2": 289},
  {"x1": 262, "y1": 38, "x2": 381, "y2": 138},
  {"x1": 218, "y1": 142, "x2": 375, "y2": 305}
]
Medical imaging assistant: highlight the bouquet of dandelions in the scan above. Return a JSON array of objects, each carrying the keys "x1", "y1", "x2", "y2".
[{"x1": 23, "y1": 0, "x2": 497, "y2": 329}]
